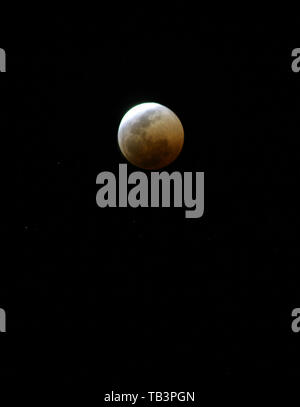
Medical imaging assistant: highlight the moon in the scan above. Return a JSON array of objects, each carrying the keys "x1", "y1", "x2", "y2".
[{"x1": 118, "y1": 102, "x2": 184, "y2": 170}]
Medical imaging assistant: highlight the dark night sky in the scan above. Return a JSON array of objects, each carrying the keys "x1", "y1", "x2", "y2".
[{"x1": 1, "y1": 7, "x2": 300, "y2": 393}]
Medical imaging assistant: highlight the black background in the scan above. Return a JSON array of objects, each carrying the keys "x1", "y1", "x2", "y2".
[{"x1": 1, "y1": 6, "x2": 300, "y2": 395}]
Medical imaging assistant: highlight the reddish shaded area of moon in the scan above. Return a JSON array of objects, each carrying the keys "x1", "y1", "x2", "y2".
[{"x1": 118, "y1": 103, "x2": 184, "y2": 170}]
